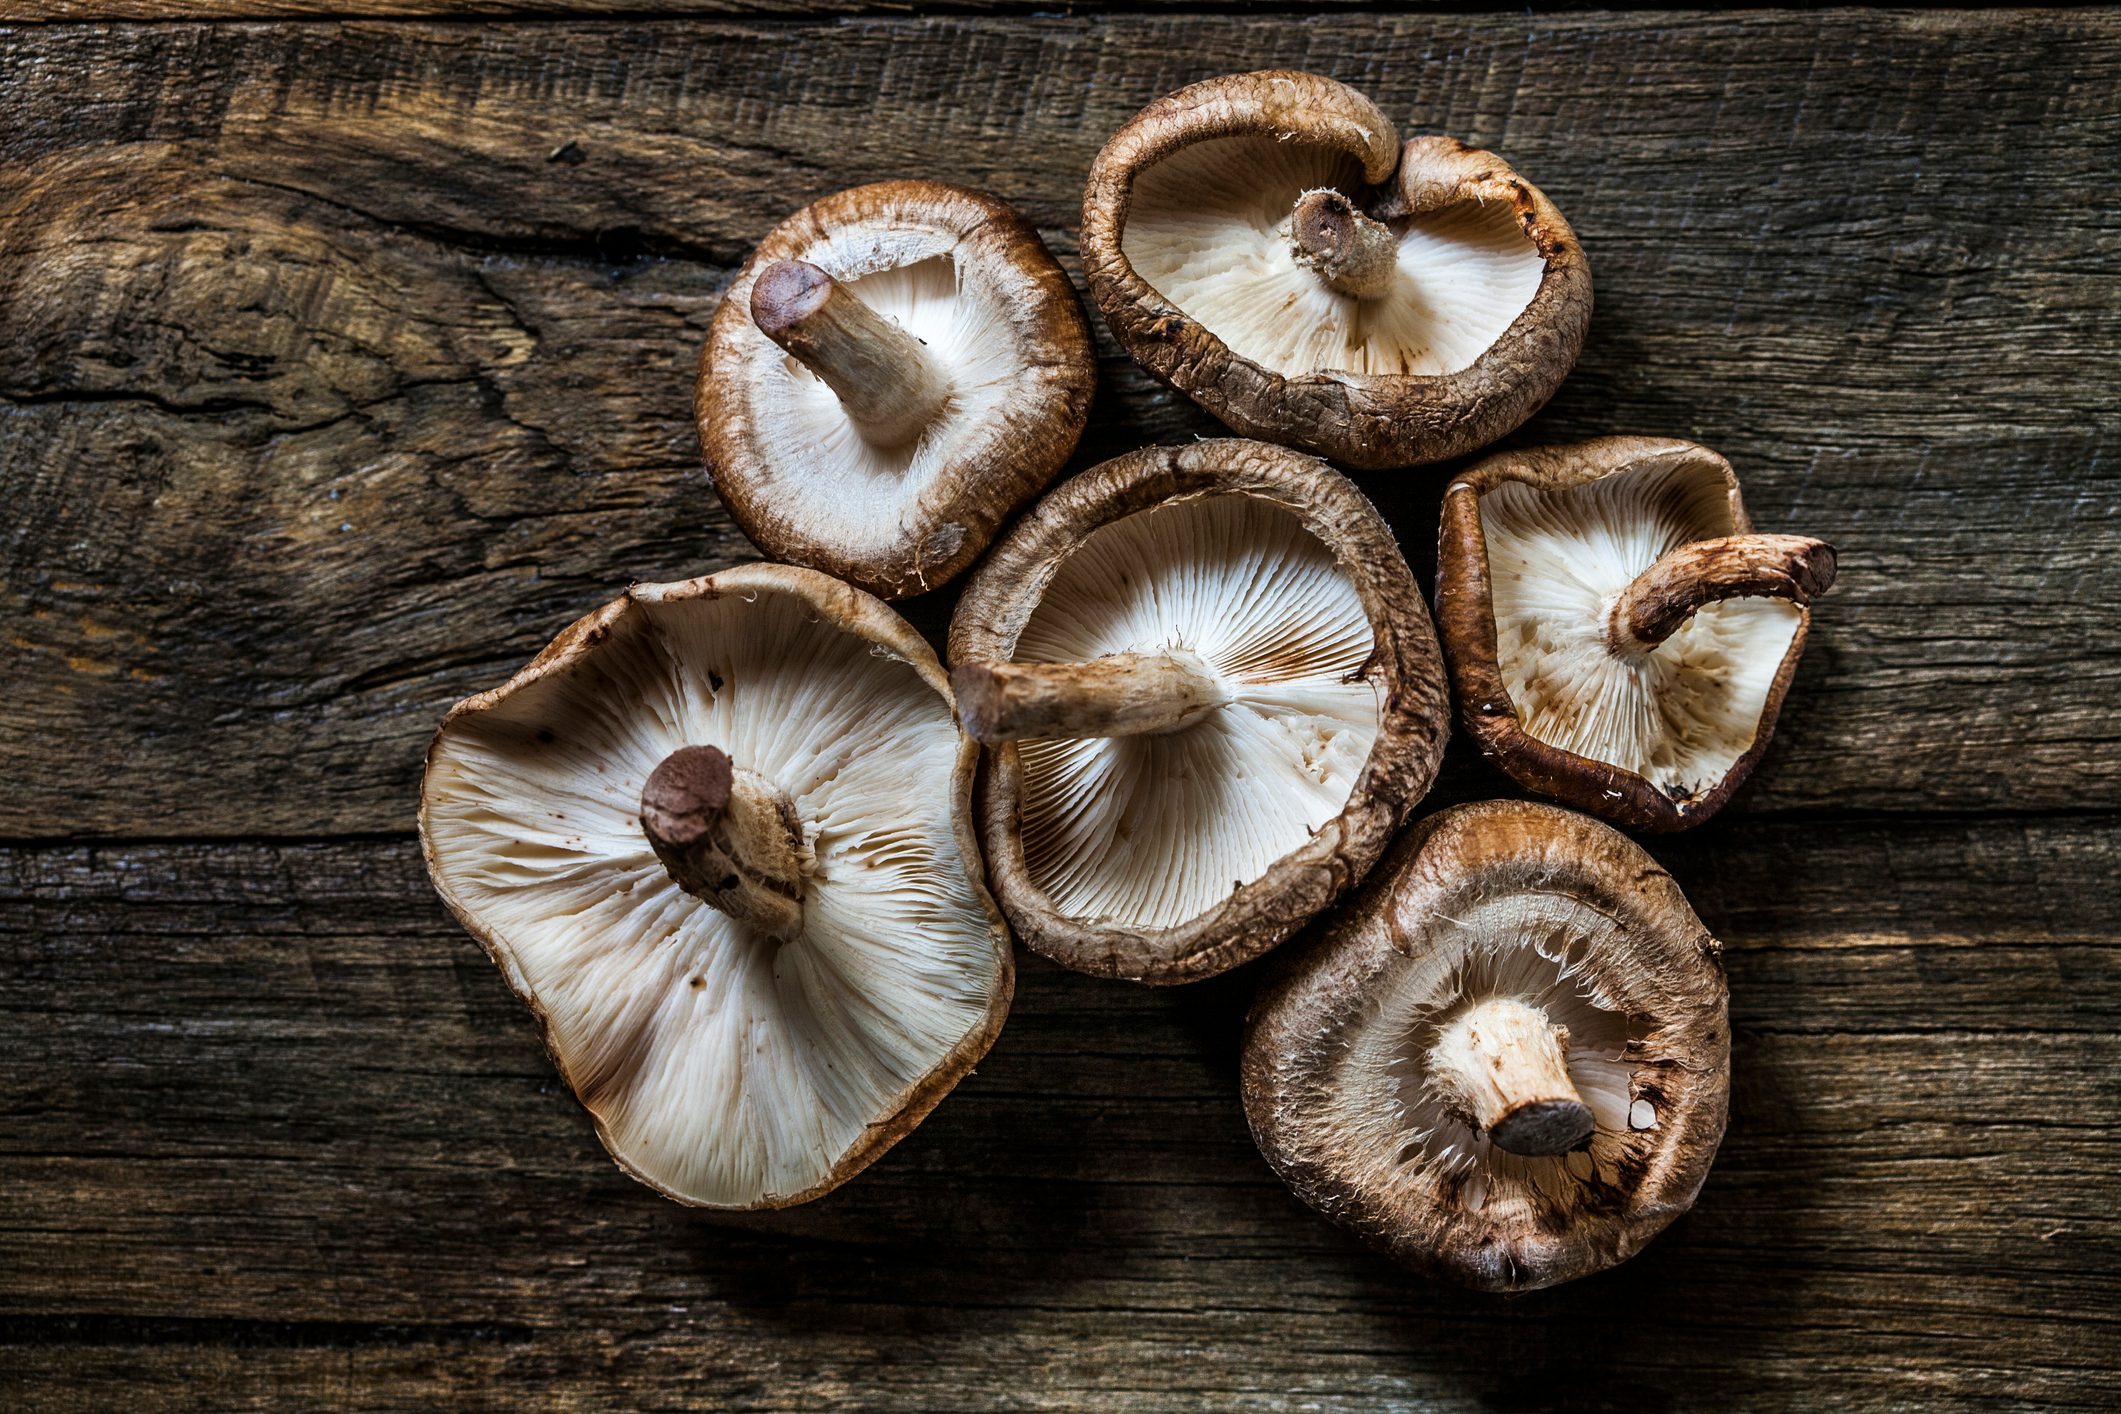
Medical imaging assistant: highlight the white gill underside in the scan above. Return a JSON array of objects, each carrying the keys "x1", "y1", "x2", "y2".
[
  {"x1": 1482, "y1": 465, "x2": 1805, "y2": 801},
  {"x1": 1122, "y1": 137, "x2": 1544, "y2": 377},
  {"x1": 423, "y1": 592, "x2": 997, "y2": 1207},
  {"x1": 1337, "y1": 893, "x2": 1648, "y2": 1215},
  {"x1": 748, "y1": 252, "x2": 1021, "y2": 565},
  {"x1": 1014, "y1": 495, "x2": 1380, "y2": 931}
]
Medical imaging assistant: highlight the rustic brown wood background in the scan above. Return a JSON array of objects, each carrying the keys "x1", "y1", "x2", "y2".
[{"x1": 4, "y1": 4, "x2": 2117, "y2": 1409}]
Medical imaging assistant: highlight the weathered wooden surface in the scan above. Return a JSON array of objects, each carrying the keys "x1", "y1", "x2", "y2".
[
  {"x1": 4, "y1": 816, "x2": 2119, "y2": 1410},
  {"x1": 2, "y1": 9, "x2": 2118, "y2": 1411},
  {"x1": 0, "y1": 0, "x2": 1512, "y2": 18},
  {"x1": 13, "y1": 0, "x2": 1373, "y2": 17},
  {"x1": 4, "y1": 11, "x2": 2119, "y2": 835}
]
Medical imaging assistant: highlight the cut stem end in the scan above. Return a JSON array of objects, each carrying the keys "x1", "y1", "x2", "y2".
[
  {"x1": 749, "y1": 258, "x2": 951, "y2": 448},
  {"x1": 1489, "y1": 1099, "x2": 1598, "y2": 1157},
  {"x1": 640, "y1": 744, "x2": 806, "y2": 941},
  {"x1": 1426, "y1": 997, "x2": 1593, "y2": 1158},
  {"x1": 1289, "y1": 188, "x2": 1400, "y2": 300}
]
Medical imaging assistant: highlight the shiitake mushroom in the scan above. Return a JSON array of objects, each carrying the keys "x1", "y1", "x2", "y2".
[
  {"x1": 1081, "y1": 70, "x2": 1591, "y2": 469},
  {"x1": 421, "y1": 564, "x2": 1012, "y2": 1208},
  {"x1": 949, "y1": 438, "x2": 1451, "y2": 984},
  {"x1": 700, "y1": 181, "x2": 1095, "y2": 599},
  {"x1": 1243, "y1": 799, "x2": 1731, "y2": 1291},
  {"x1": 1435, "y1": 435, "x2": 1837, "y2": 832}
]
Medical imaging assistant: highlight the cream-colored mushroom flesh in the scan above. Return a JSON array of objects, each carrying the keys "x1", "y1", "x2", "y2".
[
  {"x1": 1481, "y1": 459, "x2": 1804, "y2": 800},
  {"x1": 422, "y1": 578, "x2": 1002, "y2": 1208},
  {"x1": 1011, "y1": 494, "x2": 1379, "y2": 929},
  {"x1": 743, "y1": 244, "x2": 1027, "y2": 566},
  {"x1": 1335, "y1": 909, "x2": 1646, "y2": 1215},
  {"x1": 1122, "y1": 137, "x2": 1542, "y2": 377},
  {"x1": 1244, "y1": 801, "x2": 1728, "y2": 1289}
]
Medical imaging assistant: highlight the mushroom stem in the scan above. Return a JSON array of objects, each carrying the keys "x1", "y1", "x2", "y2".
[
  {"x1": 1289, "y1": 188, "x2": 1400, "y2": 300},
  {"x1": 951, "y1": 649, "x2": 1232, "y2": 744},
  {"x1": 749, "y1": 259, "x2": 952, "y2": 448},
  {"x1": 1605, "y1": 534, "x2": 1839, "y2": 654},
  {"x1": 1425, "y1": 997, "x2": 1595, "y2": 1157},
  {"x1": 639, "y1": 745, "x2": 807, "y2": 942}
]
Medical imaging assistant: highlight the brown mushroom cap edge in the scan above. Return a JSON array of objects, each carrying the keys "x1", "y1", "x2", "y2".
[
  {"x1": 419, "y1": 563, "x2": 1014, "y2": 1208},
  {"x1": 1242, "y1": 798, "x2": 1731, "y2": 1291},
  {"x1": 949, "y1": 438, "x2": 1451, "y2": 984},
  {"x1": 1081, "y1": 70, "x2": 1592, "y2": 470},
  {"x1": 701, "y1": 181, "x2": 1096, "y2": 599}
]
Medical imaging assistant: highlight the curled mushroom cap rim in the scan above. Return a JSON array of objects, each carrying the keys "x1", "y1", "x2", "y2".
[
  {"x1": 1242, "y1": 798, "x2": 1732, "y2": 1292},
  {"x1": 701, "y1": 179, "x2": 1096, "y2": 599},
  {"x1": 419, "y1": 562, "x2": 1012, "y2": 1209},
  {"x1": 1434, "y1": 434, "x2": 1838, "y2": 832},
  {"x1": 1080, "y1": 69, "x2": 1593, "y2": 470},
  {"x1": 949, "y1": 437, "x2": 1451, "y2": 985}
]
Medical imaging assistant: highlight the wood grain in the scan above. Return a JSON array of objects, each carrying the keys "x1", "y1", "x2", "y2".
[
  {"x1": 2, "y1": 12, "x2": 2118, "y2": 836},
  {"x1": 0, "y1": 0, "x2": 1482, "y2": 18},
  {"x1": 3, "y1": 816, "x2": 2117, "y2": 1409},
  {"x1": 2, "y1": 10, "x2": 2118, "y2": 1410},
  {"x1": 9, "y1": 0, "x2": 1344, "y2": 19},
  {"x1": 12, "y1": 0, "x2": 782, "y2": 14}
]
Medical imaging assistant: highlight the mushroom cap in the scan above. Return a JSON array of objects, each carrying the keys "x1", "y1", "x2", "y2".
[
  {"x1": 1242, "y1": 799, "x2": 1730, "y2": 1292},
  {"x1": 1436, "y1": 436, "x2": 1822, "y2": 832},
  {"x1": 419, "y1": 564, "x2": 1012, "y2": 1208},
  {"x1": 700, "y1": 181, "x2": 1096, "y2": 599},
  {"x1": 1081, "y1": 71, "x2": 1591, "y2": 470},
  {"x1": 950, "y1": 438, "x2": 1450, "y2": 984}
]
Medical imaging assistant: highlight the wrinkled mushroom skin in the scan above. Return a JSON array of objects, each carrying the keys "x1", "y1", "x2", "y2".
[
  {"x1": 701, "y1": 181, "x2": 1095, "y2": 600},
  {"x1": 1242, "y1": 800, "x2": 1730, "y2": 1292},
  {"x1": 419, "y1": 565, "x2": 1013, "y2": 1209},
  {"x1": 951, "y1": 439, "x2": 1451, "y2": 985},
  {"x1": 1081, "y1": 71, "x2": 1592, "y2": 470},
  {"x1": 1435, "y1": 436, "x2": 1834, "y2": 832}
]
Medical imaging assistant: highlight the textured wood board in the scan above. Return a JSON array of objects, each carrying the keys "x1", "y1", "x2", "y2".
[
  {"x1": 9, "y1": 0, "x2": 1383, "y2": 18},
  {"x1": 3, "y1": 817, "x2": 2118, "y2": 1409},
  {"x1": 14, "y1": 1, "x2": 789, "y2": 14},
  {"x1": 2, "y1": 12, "x2": 2118, "y2": 835},
  {"x1": 2, "y1": 9, "x2": 2118, "y2": 1411}
]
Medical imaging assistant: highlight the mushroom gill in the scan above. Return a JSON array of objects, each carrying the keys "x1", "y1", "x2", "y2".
[
  {"x1": 1121, "y1": 136, "x2": 1544, "y2": 378},
  {"x1": 744, "y1": 252, "x2": 1024, "y2": 539},
  {"x1": 953, "y1": 439, "x2": 1449, "y2": 984},
  {"x1": 1479, "y1": 458, "x2": 1805, "y2": 801},
  {"x1": 422, "y1": 571, "x2": 1006, "y2": 1208},
  {"x1": 1008, "y1": 494, "x2": 1380, "y2": 929},
  {"x1": 1344, "y1": 906, "x2": 1650, "y2": 1213},
  {"x1": 1241, "y1": 799, "x2": 1730, "y2": 1290}
]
